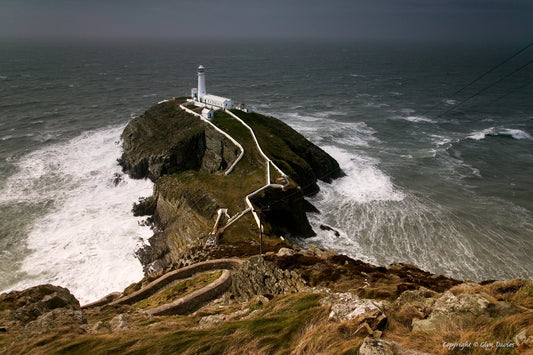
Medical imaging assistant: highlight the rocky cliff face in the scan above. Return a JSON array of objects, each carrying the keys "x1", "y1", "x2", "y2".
[
  {"x1": 119, "y1": 99, "x2": 343, "y2": 276},
  {"x1": 120, "y1": 101, "x2": 240, "y2": 181}
]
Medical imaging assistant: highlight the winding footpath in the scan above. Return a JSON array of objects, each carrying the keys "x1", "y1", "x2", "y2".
[
  {"x1": 179, "y1": 104, "x2": 290, "y2": 241},
  {"x1": 81, "y1": 103, "x2": 295, "y2": 316},
  {"x1": 82, "y1": 259, "x2": 243, "y2": 316}
]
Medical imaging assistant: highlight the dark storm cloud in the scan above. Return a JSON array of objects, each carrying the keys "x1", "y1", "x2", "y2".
[{"x1": 0, "y1": 0, "x2": 531, "y2": 42}]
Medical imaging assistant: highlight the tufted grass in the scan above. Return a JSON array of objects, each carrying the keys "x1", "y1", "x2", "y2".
[
  {"x1": 133, "y1": 271, "x2": 222, "y2": 310},
  {"x1": 7, "y1": 293, "x2": 328, "y2": 355}
]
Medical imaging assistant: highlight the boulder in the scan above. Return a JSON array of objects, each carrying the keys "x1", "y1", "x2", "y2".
[
  {"x1": 320, "y1": 292, "x2": 387, "y2": 338},
  {"x1": 23, "y1": 309, "x2": 86, "y2": 335},
  {"x1": 229, "y1": 256, "x2": 306, "y2": 301},
  {"x1": 0, "y1": 284, "x2": 81, "y2": 329},
  {"x1": 359, "y1": 338, "x2": 394, "y2": 355},
  {"x1": 412, "y1": 291, "x2": 493, "y2": 331},
  {"x1": 277, "y1": 248, "x2": 295, "y2": 257},
  {"x1": 109, "y1": 314, "x2": 128, "y2": 331}
]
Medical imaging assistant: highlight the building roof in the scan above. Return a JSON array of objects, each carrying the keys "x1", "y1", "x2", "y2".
[{"x1": 201, "y1": 94, "x2": 232, "y2": 102}]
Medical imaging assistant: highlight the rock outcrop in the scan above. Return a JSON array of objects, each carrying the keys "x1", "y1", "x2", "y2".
[
  {"x1": 119, "y1": 99, "x2": 343, "y2": 275},
  {"x1": 0, "y1": 284, "x2": 85, "y2": 336},
  {"x1": 119, "y1": 101, "x2": 239, "y2": 181},
  {"x1": 1, "y1": 251, "x2": 531, "y2": 354},
  {"x1": 234, "y1": 111, "x2": 344, "y2": 194}
]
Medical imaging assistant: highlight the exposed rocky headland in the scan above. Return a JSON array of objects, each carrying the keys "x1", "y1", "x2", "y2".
[
  {"x1": 1, "y1": 98, "x2": 531, "y2": 354},
  {"x1": 118, "y1": 98, "x2": 343, "y2": 277}
]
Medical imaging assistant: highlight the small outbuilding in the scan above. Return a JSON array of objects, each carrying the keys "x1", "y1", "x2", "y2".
[{"x1": 202, "y1": 108, "x2": 214, "y2": 119}]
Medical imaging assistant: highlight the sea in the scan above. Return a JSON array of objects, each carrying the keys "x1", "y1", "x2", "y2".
[{"x1": 1, "y1": 39, "x2": 532, "y2": 304}]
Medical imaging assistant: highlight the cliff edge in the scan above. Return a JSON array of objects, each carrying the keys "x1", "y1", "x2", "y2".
[{"x1": 119, "y1": 98, "x2": 343, "y2": 276}]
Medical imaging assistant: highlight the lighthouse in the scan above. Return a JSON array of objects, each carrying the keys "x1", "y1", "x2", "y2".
[
  {"x1": 197, "y1": 65, "x2": 206, "y2": 98},
  {"x1": 190, "y1": 65, "x2": 234, "y2": 110}
]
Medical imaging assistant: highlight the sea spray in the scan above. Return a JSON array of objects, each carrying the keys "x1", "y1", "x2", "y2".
[
  {"x1": 0, "y1": 125, "x2": 153, "y2": 304},
  {"x1": 303, "y1": 143, "x2": 533, "y2": 281}
]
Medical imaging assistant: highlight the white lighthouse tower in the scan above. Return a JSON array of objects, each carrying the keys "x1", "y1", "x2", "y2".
[
  {"x1": 190, "y1": 65, "x2": 234, "y2": 110},
  {"x1": 197, "y1": 65, "x2": 206, "y2": 99}
]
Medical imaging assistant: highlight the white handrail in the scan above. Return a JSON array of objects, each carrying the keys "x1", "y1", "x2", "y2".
[
  {"x1": 180, "y1": 105, "x2": 244, "y2": 175},
  {"x1": 181, "y1": 103, "x2": 291, "y2": 232},
  {"x1": 225, "y1": 109, "x2": 287, "y2": 183}
]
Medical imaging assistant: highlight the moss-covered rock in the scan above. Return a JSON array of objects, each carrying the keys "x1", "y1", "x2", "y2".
[
  {"x1": 120, "y1": 100, "x2": 344, "y2": 274},
  {"x1": 120, "y1": 99, "x2": 240, "y2": 181},
  {"x1": 231, "y1": 110, "x2": 344, "y2": 194}
]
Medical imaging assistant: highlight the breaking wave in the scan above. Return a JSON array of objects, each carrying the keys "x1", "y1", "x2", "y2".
[
  {"x1": 467, "y1": 127, "x2": 532, "y2": 141},
  {"x1": 0, "y1": 126, "x2": 153, "y2": 304}
]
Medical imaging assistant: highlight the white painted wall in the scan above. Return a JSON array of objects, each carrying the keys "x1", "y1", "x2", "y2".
[{"x1": 197, "y1": 65, "x2": 206, "y2": 97}]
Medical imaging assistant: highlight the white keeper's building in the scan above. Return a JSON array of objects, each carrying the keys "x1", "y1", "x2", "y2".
[{"x1": 191, "y1": 65, "x2": 233, "y2": 110}]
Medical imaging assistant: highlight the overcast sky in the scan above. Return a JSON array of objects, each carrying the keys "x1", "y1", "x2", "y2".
[{"x1": 1, "y1": 0, "x2": 532, "y2": 43}]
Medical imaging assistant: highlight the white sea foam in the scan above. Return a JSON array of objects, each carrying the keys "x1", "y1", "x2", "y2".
[
  {"x1": 284, "y1": 110, "x2": 347, "y2": 122},
  {"x1": 317, "y1": 146, "x2": 404, "y2": 204},
  {"x1": 467, "y1": 128, "x2": 491, "y2": 140},
  {"x1": 467, "y1": 127, "x2": 532, "y2": 141},
  {"x1": 0, "y1": 125, "x2": 153, "y2": 304},
  {"x1": 500, "y1": 128, "x2": 532, "y2": 140},
  {"x1": 430, "y1": 134, "x2": 452, "y2": 147},
  {"x1": 401, "y1": 115, "x2": 436, "y2": 123}
]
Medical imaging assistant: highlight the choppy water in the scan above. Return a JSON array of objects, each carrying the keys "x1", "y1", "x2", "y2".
[{"x1": 1, "y1": 40, "x2": 532, "y2": 302}]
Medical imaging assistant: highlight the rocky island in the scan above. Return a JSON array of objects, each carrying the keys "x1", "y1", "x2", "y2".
[{"x1": 1, "y1": 98, "x2": 532, "y2": 354}]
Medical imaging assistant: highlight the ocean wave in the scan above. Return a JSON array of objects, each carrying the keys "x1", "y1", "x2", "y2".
[
  {"x1": 314, "y1": 145, "x2": 404, "y2": 204},
  {"x1": 0, "y1": 125, "x2": 153, "y2": 304},
  {"x1": 285, "y1": 110, "x2": 347, "y2": 122},
  {"x1": 304, "y1": 190, "x2": 533, "y2": 282},
  {"x1": 399, "y1": 115, "x2": 436, "y2": 123},
  {"x1": 0, "y1": 133, "x2": 36, "y2": 141},
  {"x1": 293, "y1": 119, "x2": 379, "y2": 148},
  {"x1": 467, "y1": 127, "x2": 532, "y2": 141}
]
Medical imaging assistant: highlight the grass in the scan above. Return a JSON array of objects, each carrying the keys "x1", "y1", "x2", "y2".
[
  {"x1": 133, "y1": 271, "x2": 222, "y2": 310},
  {"x1": 6, "y1": 293, "x2": 327, "y2": 355},
  {"x1": 153, "y1": 109, "x2": 292, "y2": 245},
  {"x1": 123, "y1": 99, "x2": 205, "y2": 159},
  {"x1": 4, "y1": 278, "x2": 532, "y2": 354}
]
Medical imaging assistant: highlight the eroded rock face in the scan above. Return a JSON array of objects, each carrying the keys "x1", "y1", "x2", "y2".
[
  {"x1": 229, "y1": 256, "x2": 306, "y2": 301},
  {"x1": 120, "y1": 100, "x2": 344, "y2": 274},
  {"x1": 0, "y1": 284, "x2": 85, "y2": 334},
  {"x1": 120, "y1": 101, "x2": 239, "y2": 181},
  {"x1": 251, "y1": 185, "x2": 318, "y2": 238}
]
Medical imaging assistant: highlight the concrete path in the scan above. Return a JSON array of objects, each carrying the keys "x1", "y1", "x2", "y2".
[{"x1": 82, "y1": 259, "x2": 243, "y2": 315}]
